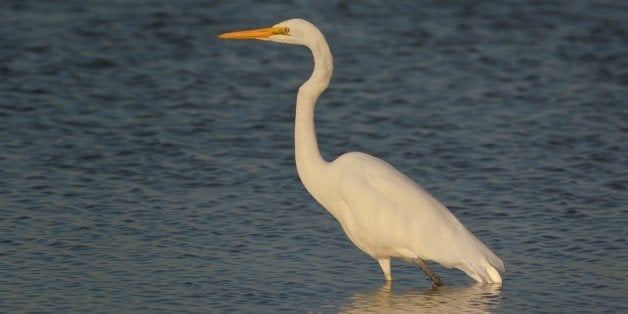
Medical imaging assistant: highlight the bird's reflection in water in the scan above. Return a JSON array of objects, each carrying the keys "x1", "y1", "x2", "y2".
[{"x1": 342, "y1": 283, "x2": 502, "y2": 313}]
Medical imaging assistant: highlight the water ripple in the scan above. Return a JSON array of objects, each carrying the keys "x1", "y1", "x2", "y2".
[{"x1": 1, "y1": 0, "x2": 626, "y2": 312}]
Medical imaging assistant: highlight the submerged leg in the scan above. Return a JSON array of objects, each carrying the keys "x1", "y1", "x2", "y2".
[
  {"x1": 417, "y1": 258, "x2": 444, "y2": 286},
  {"x1": 377, "y1": 258, "x2": 392, "y2": 282}
]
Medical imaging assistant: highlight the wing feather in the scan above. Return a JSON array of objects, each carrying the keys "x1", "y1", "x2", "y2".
[{"x1": 334, "y1": 152, "x2": 504, "y2": 279}]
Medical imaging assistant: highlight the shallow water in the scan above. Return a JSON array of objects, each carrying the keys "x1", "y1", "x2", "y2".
[{"x1": 1, "y1": 1, "x2": 627, "y2": 312}]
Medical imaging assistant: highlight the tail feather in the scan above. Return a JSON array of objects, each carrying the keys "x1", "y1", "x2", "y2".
[
  {"x1": 486, "y1": 266, "x2": 502, "y2": 283},
  {"x1": 461, "y1": 262, "x2": 504, "y2": 284}
]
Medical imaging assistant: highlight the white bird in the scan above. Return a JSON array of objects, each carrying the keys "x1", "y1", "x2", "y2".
[{"x1": 218, "y1": 18, "x2": 504, "y2": 285}]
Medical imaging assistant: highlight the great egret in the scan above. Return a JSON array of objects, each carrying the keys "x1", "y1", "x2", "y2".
[{"x1": 218, "y1": 19, "x2": 504, "y2": 285}]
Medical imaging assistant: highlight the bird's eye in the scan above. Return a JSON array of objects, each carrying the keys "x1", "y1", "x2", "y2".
[{"x1": 283, "y1": 27, "x2": 290, "y2": 34}]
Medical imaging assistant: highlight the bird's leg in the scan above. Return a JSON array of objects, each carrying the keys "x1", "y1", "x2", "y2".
[
  {"x1": 416, "y1": 258, "x2": 444, "y2": 286},
  {"x1": 377, "y1": 258, "x2": 392, "y2": 282}
]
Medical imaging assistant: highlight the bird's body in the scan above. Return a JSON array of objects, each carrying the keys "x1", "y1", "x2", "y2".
[
  {"x1": 312, "y1": 152, "x2": 503, "y2": 283},
  {"x1": 218, "y1": 18, "x2": 504, "y2": 284}
]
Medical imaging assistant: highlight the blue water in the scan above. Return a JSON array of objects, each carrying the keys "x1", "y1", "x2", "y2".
[{"x1": 1, "y1": 1, "x2": 626, "y2": 312}]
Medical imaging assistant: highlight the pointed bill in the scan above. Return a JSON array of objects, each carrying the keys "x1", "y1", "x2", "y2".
[{"x1": 217, "y1": 26, "x2": 285, "y2": 40}]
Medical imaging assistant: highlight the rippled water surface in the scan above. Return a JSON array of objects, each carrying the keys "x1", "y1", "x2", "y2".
[{"x1": 1, "y1": 1, "x2": 626, "y2": 312}]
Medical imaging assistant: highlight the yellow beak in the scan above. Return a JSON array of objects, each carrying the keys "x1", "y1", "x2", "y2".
[{"x1": 217, "y1": 26, "x2": 285, "y2": 40}]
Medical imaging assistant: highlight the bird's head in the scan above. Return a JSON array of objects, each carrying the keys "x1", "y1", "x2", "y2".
[{"x1": 217, "y1": 18, "x2": 323, "y2": 47}]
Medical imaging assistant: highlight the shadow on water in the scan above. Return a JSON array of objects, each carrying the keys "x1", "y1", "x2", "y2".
[{"x1": 341, "y1": 283, "x2": 502, "y2": 313}]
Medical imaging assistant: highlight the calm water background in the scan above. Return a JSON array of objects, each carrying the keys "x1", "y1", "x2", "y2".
[{"x1": 1, "y1": 1, "x2": 626, "y2": 312}]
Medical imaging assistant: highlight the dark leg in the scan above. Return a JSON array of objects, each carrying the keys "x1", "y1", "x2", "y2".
[{"x1": 417, "y1": 258, "x2": 444, "y2": 286}]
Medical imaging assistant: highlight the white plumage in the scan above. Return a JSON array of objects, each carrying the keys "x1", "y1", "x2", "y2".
[{"x1": 219, "y1": 18, "x2": 504, "y2": 285}]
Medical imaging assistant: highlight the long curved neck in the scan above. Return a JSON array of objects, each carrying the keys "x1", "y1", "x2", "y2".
[{"x1": 295, "y1": 38, "x2": 333, "y2": 195}]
